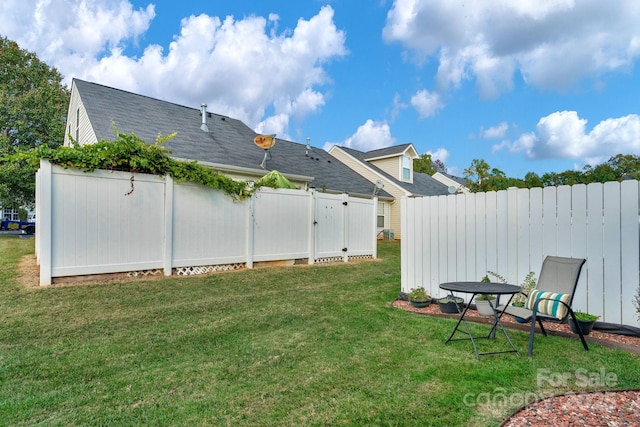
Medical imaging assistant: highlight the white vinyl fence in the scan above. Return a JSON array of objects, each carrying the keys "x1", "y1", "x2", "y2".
[
  {"x1": 401, "y1": 181, "x2": 640, "y2": 327},
  {"x1": 35, "y1": 161, "x2": 377, "y2": 285}
]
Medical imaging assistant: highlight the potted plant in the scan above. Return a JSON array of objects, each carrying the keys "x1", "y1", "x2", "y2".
[
  {"x1": 475, "y1": 275, "x2": 497, "y2": 316},
  {"x1": 510, "y1": 271, "x2": 536, "y2": 323},
  {"x1": 438, "y1": 296, "x2": 464, "y2": 313},
  {"x1": 407, "y1": 287, "x2": 432, "y2": 308},
  {"x1": 486, "y1": 270, "x2": 536, "y2": 323},
  {"x1": 475, "y1": 293, "x2": 497, "y2": 316},
  {"x1": 568, "y1": 311, "x2": 600, "y2": 336}
]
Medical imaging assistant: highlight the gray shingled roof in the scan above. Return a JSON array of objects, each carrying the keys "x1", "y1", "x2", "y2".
[
  {"x1": 363, "y1": 144, "x2": 413, "y2": 159},
  {"x1": 338, "y1": 146, "x2": 451, "y2": 197},
  {"x1": 74, "y1": 79, "x2": 390, "y2": 197},
  {"x1": 440, "y1": 172, "x2": 468, "y2": 186}
]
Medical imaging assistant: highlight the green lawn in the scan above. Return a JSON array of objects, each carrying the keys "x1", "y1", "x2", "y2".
[{"x1": 1, "y1": 237, "x2": 639, "y2": 426}]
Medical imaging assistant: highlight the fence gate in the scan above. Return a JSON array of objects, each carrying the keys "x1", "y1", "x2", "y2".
[{"x1": 314, "y1": 193, "x2": 348, "y2": 262}]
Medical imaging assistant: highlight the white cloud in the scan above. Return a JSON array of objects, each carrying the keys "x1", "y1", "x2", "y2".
[
  {"x1": 324, "y1": 119, "x2": 396, "y2": 152},
  {"x1": 2, "y1": 0, "x2": 156, "y2": 62},
  {"x1": 410, "y1": 89, "x2": 443, "y2": 118},
  {"x1": 383, "y1": 0, "x2": 640, "y2": 96},
  {"x1": 255, "y1": 114, "x2": 290, "y2": 140},
  {"x1": 0, "y1": 1, "x2": 347, "y2": 136},
  {"x1": 390, "y1": 93, "x2": 407, "y2": 120},
  {"x1": 423, "y1": 147, "x2": 450, "y2": 164},
  {"x1": 481, "y1": 122, "x2": 509, "y2": 139},
  {"x1": 506, "y1": 111, "x2": 640, "y2": 164}
]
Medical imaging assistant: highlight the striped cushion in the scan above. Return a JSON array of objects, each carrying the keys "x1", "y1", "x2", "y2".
[{"x1": 525, "y1": 290, "x2": 571, "y2": 320}]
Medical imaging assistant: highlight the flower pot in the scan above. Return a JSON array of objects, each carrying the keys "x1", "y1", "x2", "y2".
[
  {"x1": 438, "y1": 297, "x2": 463, "y2": 314},
  {"x1": 568, "y1": 318, "x2": 595, "y2": 335},
  {"x1": 475, "y1": 299, "x2": 496, "y2": 316},
  {"x1": 510, "y1": 304, "x2": 530, "y2": 323},
  {"x1": 410, "y1": 300, "x2": 431, "y2": 308}
]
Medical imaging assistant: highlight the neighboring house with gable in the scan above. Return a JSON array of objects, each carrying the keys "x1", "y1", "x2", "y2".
[
  {"x1": 431, "y1": 171, "x2": 469, "y2": 194},
  {"x1": 328, "y1": 144, "x2": 454, "y2": 239}
]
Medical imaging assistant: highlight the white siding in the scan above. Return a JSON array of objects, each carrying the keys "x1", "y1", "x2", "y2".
[
  {"x1": 64, "y1": 81, "x2": 98, "y2": 146},
  {"x1": 328, "y1": 147, "x2": 409, "y2": 239}
]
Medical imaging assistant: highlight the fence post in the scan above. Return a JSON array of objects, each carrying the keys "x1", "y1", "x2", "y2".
[
  {"x1": 400, "y1": 197, "x2": 408, "y2": 292},
  {"x1": 372, "y1": 196, "x2": 378, "y2": 259},
  {"x1": 246, "y1": 192, "x2": 255, "y2": 269},
  {"x1": 38, "y1": 160, "x2": 52, "y2": 286},
  {"x1": 308, "y1": 189, "x2": 316, "y2": 265},
  {"x1": 163, "y1": 175, "x2": 174, "y2": 276}
]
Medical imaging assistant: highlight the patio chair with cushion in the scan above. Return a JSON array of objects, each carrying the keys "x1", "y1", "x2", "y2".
[{"x1": 495, "y1": 256, "x2": 589, "y2": 356}]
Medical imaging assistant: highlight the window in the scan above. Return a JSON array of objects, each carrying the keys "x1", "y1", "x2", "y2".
[
  {"x1": 402, "y1": 155, "x2": 411, "y2": 180},
  {"x1": 377, "y1": 202, "x2": 386, "y2": 228},
  {"x1": 3, "y1": 208, "x2": 19, "y2": 221},
  {"x1": 75, "y1": 108, "x2": 80, "y2": 143}
]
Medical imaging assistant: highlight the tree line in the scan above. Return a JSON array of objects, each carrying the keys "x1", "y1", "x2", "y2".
[{"x1": 415, "y1": 153, "x2": 640, "y2": 193}]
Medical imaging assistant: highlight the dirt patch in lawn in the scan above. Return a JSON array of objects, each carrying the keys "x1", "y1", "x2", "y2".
[
  {"x1": 15, "y1": 253, "x2": 165, "y2": 288},
  {"x1": 16, "y1": 253, "x2": 380, "y2": 288},
  {"x1": 17, "y1": 254, "x2": 39, "y2": 287}
]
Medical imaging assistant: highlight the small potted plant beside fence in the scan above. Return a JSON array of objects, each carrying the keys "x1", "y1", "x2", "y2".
[
  {"x1": 438, "y1": 296, "x2": 464, "y2": 313},
  {"x1": 475, "y1": 275, "x2": 496, "y2": 316},
  {"x1": 475, "y1": 293, "x2": 497, "y2": 316},
  {"x1": 485, "y1": 270, "x2": 536, "y2": 323},
  {"x1": 510, "y1": 271, "x2": 536, "y2": 323},
  {"x1": 407, "y1": 287, "x2": 432, "y2": 308},
  {"x1": 568, "y1": 311, "x2": 600, "y2": 336}
]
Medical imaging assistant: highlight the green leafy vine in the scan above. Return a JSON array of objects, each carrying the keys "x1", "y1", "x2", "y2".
[{"x1": 6, "y1": 131, "x2": 252, "y2": 199}]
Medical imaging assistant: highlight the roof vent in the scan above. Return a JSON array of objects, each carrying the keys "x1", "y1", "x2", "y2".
[{"x1": 200, "y1": 104, "x2": 209, "y2": 132}]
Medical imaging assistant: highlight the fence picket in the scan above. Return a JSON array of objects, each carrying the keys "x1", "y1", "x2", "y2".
[{"x1": 620, "y1": 181, "x2": 640, "y2": 325}]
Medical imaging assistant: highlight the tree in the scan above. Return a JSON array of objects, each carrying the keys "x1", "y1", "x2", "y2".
[
  {"x1": 605, "y1": 154, "x2": 640, "y2": 180},
  {"x1": 524, "y1": 171, "x2": 543, "y2": 188},
  {"x1": 413, "y1": 153, "x2": 446, "y2": 175},
  {"x1": 463, "y1": 159, "x2": 490, "y2": 184},
  {"x1": 464, "y1": 159, "x2": 530, "y2": 192},
  {"x1": 463, "y1": 159, "x2": 494, "y2": 191},
  {"x1": 0, "y1": 37, "x2": 69, "y2": 209}
]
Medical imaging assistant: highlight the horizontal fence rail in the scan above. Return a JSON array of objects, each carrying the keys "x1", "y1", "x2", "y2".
[
  {"x1": 36, "y1": 161, "x2": 377, "y2": 285},
  {"x1": 401, "y1": 182, "x2": 640, "y2": 327}
]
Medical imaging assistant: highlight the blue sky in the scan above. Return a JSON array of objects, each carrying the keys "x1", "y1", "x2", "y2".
[{"x1": 2, "y1": 0, "x2": 640, "y2": 178}]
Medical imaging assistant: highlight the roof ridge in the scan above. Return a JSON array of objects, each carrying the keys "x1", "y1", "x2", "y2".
[{"x1": 73, "y1": 78, "x2": 233, "y2": 119}]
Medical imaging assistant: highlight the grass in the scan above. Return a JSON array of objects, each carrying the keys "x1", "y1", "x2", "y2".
[{"x1": 1, "y1": 237, "x2": 640, "y2": 426}]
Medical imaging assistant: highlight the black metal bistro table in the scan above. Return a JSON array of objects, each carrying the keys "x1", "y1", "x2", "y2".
[{"x1": 439, "y1": 282, "x2": 521, "y2": 360}]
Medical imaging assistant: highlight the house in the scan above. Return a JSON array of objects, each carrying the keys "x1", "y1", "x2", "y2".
[
  {"x1": 328, "y1": 145, "x2": 454, "y2": 239},
  {"x1": 64, "y1": 79, "x2": 452, "y2": 239},
  {"x1": 65, "y1": 79, "x2": 391, "y2": 195},
  {"x1": 431, "y1": 171, "x2": 469, "y2": 194}
]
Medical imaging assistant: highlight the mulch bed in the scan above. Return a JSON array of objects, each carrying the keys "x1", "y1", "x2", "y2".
[{"x1": 392, "y1": 299, "x2": 640, "y2": 426}]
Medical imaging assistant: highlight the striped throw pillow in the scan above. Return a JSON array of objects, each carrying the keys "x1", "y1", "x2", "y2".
[{"x1": 525, "y1": 290, "x2": 571, "y2": 320}]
